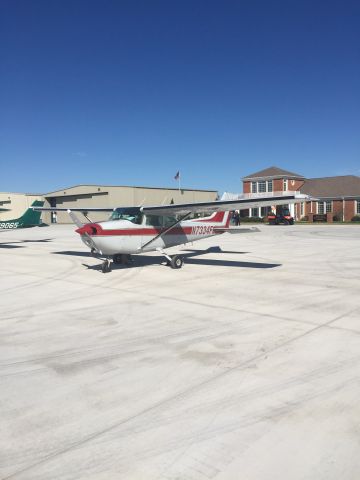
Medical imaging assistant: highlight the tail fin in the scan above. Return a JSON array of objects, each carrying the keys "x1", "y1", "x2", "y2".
[
  {"x1": 0, "y1": 200, "x2": 45, "y2": 228},
  {"x1": 17, "y1": 200, "x2": 45, "y2": 226},
  {"x1": 197, "y1": 211, "x2": 231, "y2": 227}
]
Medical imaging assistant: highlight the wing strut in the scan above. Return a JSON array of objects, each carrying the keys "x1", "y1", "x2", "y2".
[{"x1": 139, "y1": 212, "x2": 192, "y2": 251}]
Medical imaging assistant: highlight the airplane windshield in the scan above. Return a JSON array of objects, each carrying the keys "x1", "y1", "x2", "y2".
[{"x1": 110, "y1": 207, "x2": 143, "y2": 225}]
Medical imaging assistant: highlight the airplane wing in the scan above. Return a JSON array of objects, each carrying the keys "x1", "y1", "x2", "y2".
[
  {"x1": 32, "y1": 193, "x2": 309, "y2": 217},
  {"x1": 141, "y1": 193, "x2": 309, "y2": 216}
]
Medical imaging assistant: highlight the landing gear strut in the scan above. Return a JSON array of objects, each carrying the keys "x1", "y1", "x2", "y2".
[{"x1": 101, "y1": 258, "x2": 112, "y2": 273}]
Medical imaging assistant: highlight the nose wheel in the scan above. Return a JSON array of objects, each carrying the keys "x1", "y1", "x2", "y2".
[
  {"x1": 101, "y1": 258, "x2": 112, "y2": 273},
  {"x1": 157, "y1": 248, "x2": 184, "y2": 269},
  {"x1": 169, "y1": 255, "x2": 184, "y2": 269}
]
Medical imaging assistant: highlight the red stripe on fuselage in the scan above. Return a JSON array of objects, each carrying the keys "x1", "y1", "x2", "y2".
[
  {"x1": 76, "y1": 214, "x2": 229, "y2": 237},
  {"x1": 76, "y1": 223, "x2": 193, "y2": 236},
  {"x1": 95, "y1": 227, "x2": 192, "y2": 236}
]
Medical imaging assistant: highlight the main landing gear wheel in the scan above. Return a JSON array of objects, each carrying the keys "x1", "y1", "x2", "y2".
[
  {"x1": 101, "y1": 259, "x2": 112, "y2": 273},
  {"x1": 170, "y1": 255, "x2": 184, "y2": 269}
]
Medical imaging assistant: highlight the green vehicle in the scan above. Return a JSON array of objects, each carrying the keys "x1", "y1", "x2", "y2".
[{"x1": 0, "y1": 200, "x2": 45, "y2": 229}]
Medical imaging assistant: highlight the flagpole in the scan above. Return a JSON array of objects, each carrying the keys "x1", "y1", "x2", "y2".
[{"x1": 174, "y1": 171, "x2": 181, "y2": 193}]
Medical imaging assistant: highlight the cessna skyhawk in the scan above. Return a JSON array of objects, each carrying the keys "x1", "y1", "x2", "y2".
[{"x1": 34, "y1": 193, "x2": 306, "y2": 272}]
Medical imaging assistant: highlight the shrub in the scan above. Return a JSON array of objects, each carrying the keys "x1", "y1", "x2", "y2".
[
  {"x1": 333, "y1": 214, "x2": 341, "y2": 222},
  {"x1": 300, "y1": 216, "x2": 308, "y2": 222},
  {"x1": 351, "y1": 215, "x2": 360, "y2": 222}
]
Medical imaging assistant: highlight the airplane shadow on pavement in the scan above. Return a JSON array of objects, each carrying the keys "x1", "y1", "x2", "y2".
[
  {"x1": 53, "y1": 251, "x2": 92, "y2": 257},
  {"x1": 54, "y1": 246, "x2": 281, "y2": 271},
  {"x1": 0, "y1": 239, "x2": 53, "y2": 249}
]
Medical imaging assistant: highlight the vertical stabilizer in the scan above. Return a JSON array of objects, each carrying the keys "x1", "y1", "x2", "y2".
[{"x1": 0, "y1": 200, "x2": 45, "y2": 229}]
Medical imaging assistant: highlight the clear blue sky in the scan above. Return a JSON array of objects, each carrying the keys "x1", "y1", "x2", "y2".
[{"x1": 1, "y1": 0, "x2": 359, "y2": 194}]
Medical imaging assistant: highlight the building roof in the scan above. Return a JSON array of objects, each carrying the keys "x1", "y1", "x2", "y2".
[
  {"x1": 302, "y1": 176, "x2": 360, "y2": 198},
  {"x1": 45, "y1": 184, "x2": 218, "y2": 196},
  {"x1": 243, "y1": 166, "x2": 304, "y2": 180}
]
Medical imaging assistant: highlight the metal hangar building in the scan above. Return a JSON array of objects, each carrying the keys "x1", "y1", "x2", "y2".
[{"x1": 42, "y1": 184, "x2": 219, "y2": 224}]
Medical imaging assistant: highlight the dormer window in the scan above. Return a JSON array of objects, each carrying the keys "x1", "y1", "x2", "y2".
[
  {"x1": 283, "y1": 179, "x2": 288, "y2": 191},
  {"x1": 258, "y1": 181, "x2": 266, "y2": 193},
  {"x1": 251, "y1": 180, "x2": 273, "y2": 194}
]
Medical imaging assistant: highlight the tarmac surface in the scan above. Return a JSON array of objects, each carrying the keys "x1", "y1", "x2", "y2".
[{"x1": 1, "y1": 223, "x2": 360, "y2": 480}]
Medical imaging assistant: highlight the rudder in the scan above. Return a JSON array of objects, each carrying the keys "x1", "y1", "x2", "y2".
[{"x1": 16, "y1": 200, "x2": 45, "y2": 227}]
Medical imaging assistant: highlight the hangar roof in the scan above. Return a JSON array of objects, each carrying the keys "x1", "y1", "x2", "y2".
[{"x1": 45, "y1": 184, "x2": 218, "y2": 197}]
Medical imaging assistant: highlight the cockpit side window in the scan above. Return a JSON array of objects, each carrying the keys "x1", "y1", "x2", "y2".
[
  {"x1": 163, "y1": 216, "x2": 177, "y2": 227},
  {"x1": 110, "y1": 208, "x2": 143, "y2": 224},
  {"x1": 145, "y1": 215, "x2": 162, "y2": 226},
  {"x1": 144, "y1": 215, "x2": 178, "y2": 227}
]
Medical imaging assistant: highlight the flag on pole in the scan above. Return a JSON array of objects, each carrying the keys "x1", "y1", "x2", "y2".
[{"x1": 174, "y1": 171, "x2": 181, "y2": 192}]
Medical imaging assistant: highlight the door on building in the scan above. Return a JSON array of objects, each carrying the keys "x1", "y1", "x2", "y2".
[{"x1": 49, "y1": 198, "x2": 57, "y2": 223}]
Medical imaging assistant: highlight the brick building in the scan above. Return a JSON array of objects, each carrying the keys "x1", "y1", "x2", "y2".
[{"x1": 242, "y1": 166, "x2": 360, "y2": 222}]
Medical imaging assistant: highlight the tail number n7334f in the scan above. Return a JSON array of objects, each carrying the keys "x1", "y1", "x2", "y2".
[{"x1": 191, "y1": 225, "x2": 214, "y2": 235}]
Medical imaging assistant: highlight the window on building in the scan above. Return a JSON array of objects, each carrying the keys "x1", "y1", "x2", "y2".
[
  {"x1": 356, "y1": 200, "x2": 360, "y2": 214},
  {"x1": 318, "y1": 202, "x2": 324, "y2": 214},
  {"x1": 261, "y1": 206, "x2": 271, "y2": 217},
  {"x1": 300, "y1": 202, "x2": 304, "y2": 216},
  {"x1": 258, "y1": 181, "x2": 266, "y2": 193},
  {"x1": 250, "y1": 180, "x2": 274, "y2": 194},
  {"x1": 318, "y1": 201, "x2": 332, "y2": 214},
  {"x1": 251, "y1": 207, "x2": 259, "y2": 217},
  {"x1": 283, "y1": 179, "x2": 288, "y2": 191}
]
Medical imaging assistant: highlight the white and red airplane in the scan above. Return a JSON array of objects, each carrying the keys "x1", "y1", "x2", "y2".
[{"x1": 34, "y1": 193, "x2": 306, "y2": 272}]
